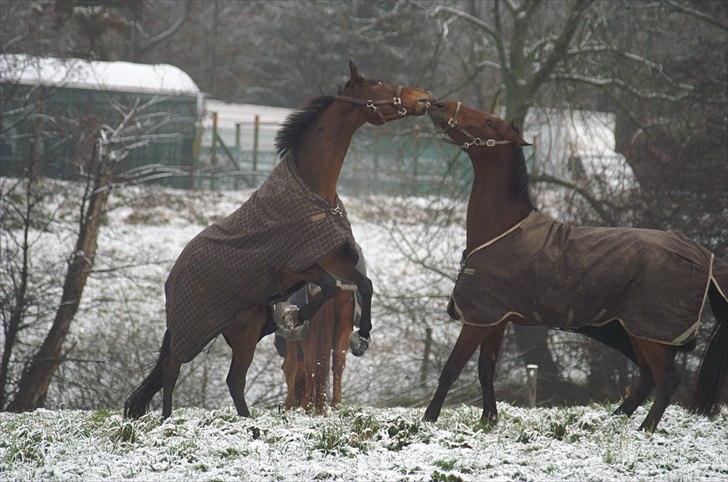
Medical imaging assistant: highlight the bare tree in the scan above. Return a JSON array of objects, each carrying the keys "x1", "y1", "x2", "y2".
[{"x1": 6, "y1": 98, "x2": 181, "y2": 411}]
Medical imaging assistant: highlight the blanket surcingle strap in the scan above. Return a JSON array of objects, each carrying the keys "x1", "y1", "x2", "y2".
[
  {"x1": 448, "y1": 211, "x2": 728, "y2": 345},
  {"x1": 165, "y1": 154, "x2": 358, "y2": 363}
]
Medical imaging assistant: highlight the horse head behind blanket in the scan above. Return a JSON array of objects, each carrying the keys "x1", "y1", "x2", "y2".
[
  {"x1": 125, "y1": 62, "x2": 435, "y2": 420},
  {"x1": 424, "y1": 100, "x2": 728, "y2": 432}
]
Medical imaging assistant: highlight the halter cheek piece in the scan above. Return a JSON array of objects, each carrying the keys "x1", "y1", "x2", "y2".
[
  {"x1": 335, "y1": 85, "x2": 417, "y2": 123},
  {"x1": 442, "y1": 102, "x2": 513, "y2": 150}
]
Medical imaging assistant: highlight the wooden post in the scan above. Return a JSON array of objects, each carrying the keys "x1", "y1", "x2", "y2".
[
  {"x1": 235, "y1": 122, "x2": 241, "y2": 150},
  {"x1": 252, "y1": 114, "x2": 260, "y2": 172},
  {"x1": 211, "y1": 111, "x2": 218, "y2": 190},
  {"x1": 526, "y1": 364, "x2": 538, "y2": 408}
]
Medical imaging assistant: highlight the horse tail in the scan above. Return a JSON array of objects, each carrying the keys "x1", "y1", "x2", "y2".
[
  {"x1": 689, "y1": 281, "x2": 728, "y2": 417},
  {"x1": 124, "y1": 330, "x2": 171, "y2": 419}
]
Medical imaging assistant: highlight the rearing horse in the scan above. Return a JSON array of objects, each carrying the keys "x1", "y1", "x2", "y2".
[
  {"x1": 424, "y1": 100, "x2": 727, "y2": 431},
  {"x1": 125, "y1": 62, "x2": 433, "y2": 419}
]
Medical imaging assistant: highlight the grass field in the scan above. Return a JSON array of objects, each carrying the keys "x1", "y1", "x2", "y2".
[{"x1": 2, "y1": 404, "x2": 726, "y2": 480}]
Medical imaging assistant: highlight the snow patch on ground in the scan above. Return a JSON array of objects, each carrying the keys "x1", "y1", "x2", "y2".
[{"x1": 2, "y1": 405, "x2": 726, "y2": 480}]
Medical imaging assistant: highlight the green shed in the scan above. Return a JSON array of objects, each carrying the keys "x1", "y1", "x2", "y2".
[{"x1": 0, "y1": 54, "x2": 203, "y2": 186}]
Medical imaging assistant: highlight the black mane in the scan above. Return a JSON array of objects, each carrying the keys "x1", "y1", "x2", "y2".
[
  {"x1": 275, "y1": 88, "x2": 343, "y2": 158},
  {"x1": 511, "y1": 146, "x2": 535, "y2": 210}
]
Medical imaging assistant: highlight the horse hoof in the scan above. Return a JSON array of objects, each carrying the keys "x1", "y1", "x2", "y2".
[
  {"x1": 639, "y1": 421, "x2": 656, "y2": 433},
  {"x1": 349, "y1": 331, "x2": 369, "y2": 357},
  {"x1": 423, "y1": 410, "x2": 439, "y2": 422}
]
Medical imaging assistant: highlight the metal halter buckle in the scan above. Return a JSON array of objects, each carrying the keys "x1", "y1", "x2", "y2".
[
  {"x1": 365, "y1": 100, "x2": 378, "y2": 111},
  {"x1": 485, "y1": 139, "x2": 497, "y2": 147},
  {"x1": 398, "y1": 107, "x2": 407, "y2": 116},
  {"x1": 447, "y1": 118, "x2": 457, "y2": 128},
  {"x1": 331, "y1": 204, "x2": 345, "y2": 218},
  {"x1": 393, "y1": 97, "x2": 402, "y2": 106}
]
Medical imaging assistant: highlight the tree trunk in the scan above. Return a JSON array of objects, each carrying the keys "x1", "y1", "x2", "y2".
[
  {"x1": 8, "y1": 127, "x2": 110, "y2": 412},
  {"x1": 420, "y1": 326, "x2": 433, "y2": 387}
]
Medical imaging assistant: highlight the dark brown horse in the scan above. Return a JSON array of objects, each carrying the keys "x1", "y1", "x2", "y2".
[
  {"x1": 423, "y1": 100, "x2": 727, "y2": 431},
  {"x1": 125, "y1": 62, "x2": 433, "y2": 420}
]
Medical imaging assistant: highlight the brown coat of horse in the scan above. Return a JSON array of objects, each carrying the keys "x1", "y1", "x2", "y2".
[{"x1": 424, "y1": 100, "x2": 727, "y2": 432}]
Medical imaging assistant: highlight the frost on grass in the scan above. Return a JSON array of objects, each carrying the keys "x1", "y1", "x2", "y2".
[{"x1": 1, "y1": 404, "x2": 726, "y2": 481}]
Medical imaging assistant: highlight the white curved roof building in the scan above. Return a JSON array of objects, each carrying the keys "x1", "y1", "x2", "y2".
[{"x1": 0, "y1": 53, "x2": 201, "y2": 96}]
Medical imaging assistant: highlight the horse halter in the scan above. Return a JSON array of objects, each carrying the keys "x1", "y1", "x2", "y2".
[
  {"x1": 335, "y1": 85, "x2": 419, "y2": 123},
  {"x1": 441, "y1": 102, "x2": 513, "y2": 150}
]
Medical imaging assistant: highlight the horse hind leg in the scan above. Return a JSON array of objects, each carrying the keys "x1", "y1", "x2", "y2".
[
  {"x1": 331, "y1": 291, "x2": 355, "y2": 408},
  {"x1": 161, "y1": 353, "x2": 181, "y2": 420},
  {"x1": 631, "y1": 337, "x2": 680, "y2": 432},
  {"x1": 689, "y1": 281, "x2": 728, "y2": 416},
  {"x1": 613, "y1": 338, "x2": 654, "y2": 417},
  {"x1": 222, "y1": 306, "x2": 268, "y2": 417}
]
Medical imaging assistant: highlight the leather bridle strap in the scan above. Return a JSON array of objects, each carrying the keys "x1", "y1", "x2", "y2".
[
  {"x1": 443, "y1": 101, "x2": 513, "y2": 150},
  {"x1": 335, "y1": 85, "x2": 408, "y2": 123}
]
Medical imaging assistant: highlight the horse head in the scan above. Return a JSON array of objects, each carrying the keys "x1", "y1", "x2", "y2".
[
  {"x1": 429, "y1": 99, "x2": 530, "y2": 151},
  {"x1": 335, "y1": 61, "x2": 435, "y2": 125}
]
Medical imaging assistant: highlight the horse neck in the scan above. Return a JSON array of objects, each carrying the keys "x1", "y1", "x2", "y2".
[
  {"x1": 465, "y1": 148, "x2": 533, "y2": 252},
  {"x1": 295, "y1": 101, "x2": 366, "y2": 204}
]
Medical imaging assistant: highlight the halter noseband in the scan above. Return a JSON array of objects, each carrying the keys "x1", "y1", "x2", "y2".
[
  {"x1": 442, "y1": 102, "x2": 513, "y2": 150},
  {"x1": 335, "y1": 85, "x2": 413, "y2": 123}
]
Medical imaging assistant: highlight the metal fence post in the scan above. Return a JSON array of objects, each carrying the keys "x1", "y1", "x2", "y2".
[
  {"x1": 526, "y1": 364, "x2": 538, "y2": 408},
  {"x1": 252, "y1": 114, "x2": 260, "y2": 172},
  {"x1": 211, "y1": 111, "x2": 218, "y2": 190}
]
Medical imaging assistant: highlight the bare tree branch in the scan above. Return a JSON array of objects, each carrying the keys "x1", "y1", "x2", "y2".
[
  {"x1": 139, "y1": 2, "x2": 192, "y2": 54},
  {"x1": 531, "y1": 173, "x2": 616, "y2": 225},
  {"x1": 549, "y1": 73, "x2": 693, "y2": 102},
  {"x1": 667, "y1": 0, "x2": 728, "y2": 31}
]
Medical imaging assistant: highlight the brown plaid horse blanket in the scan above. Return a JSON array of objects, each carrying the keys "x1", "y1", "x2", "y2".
[
  {"x1": 448, "y1": 211, "x2": 727, "y2": 345},
  {"x1": 165, "y1": 155, "x2": 358, "y2": 362}
]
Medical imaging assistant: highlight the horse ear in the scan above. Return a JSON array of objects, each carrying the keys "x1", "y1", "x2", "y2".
[{"x1": 348, "y1": 60, "x2": 363, "y2": 81}]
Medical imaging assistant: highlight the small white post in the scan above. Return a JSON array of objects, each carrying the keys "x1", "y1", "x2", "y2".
[{"x1": 526, "y1": 364, "x2": 538, "y2": 408}]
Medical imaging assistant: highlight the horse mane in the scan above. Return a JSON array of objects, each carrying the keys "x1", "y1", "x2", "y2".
[
  {"x1": 274, "y1": 95, "x2": 337, "y2": 159},
  {"x1": 511, "y1": 145, "x2": 536, "y2": 211}
]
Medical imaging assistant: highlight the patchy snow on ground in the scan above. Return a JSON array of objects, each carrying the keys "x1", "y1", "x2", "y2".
[{"x1": 1, "y1": 404, "x2": 726, "y2": 481}]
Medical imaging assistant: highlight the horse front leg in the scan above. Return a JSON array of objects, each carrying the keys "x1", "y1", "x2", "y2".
[
  {"x1": 348, "y1": 270, "x2": 372, "y2": 356},
  {"x1": 302, "y1": 249, "x2": 373, "y2": 357},
  {"x1": 478, "y1": 321, "x2": 507, "y2": 423},
  {"x1": 424, "y1": 324, "x2": 491, "y2": 422}
]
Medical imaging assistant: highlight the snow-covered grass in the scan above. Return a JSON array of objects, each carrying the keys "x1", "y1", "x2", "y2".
[{"x1": 2, "y1": 404, "x2": 726, "y2": 480}]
